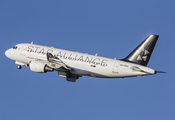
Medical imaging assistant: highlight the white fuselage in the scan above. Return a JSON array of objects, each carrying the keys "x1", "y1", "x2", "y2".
[{"x1": 5, "y1": 43, "x2": 156, "y2": 78}]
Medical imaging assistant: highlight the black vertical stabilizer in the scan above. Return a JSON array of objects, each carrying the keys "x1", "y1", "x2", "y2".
[{"x1": 122, "y1": 34, "x2": 159, "y2": 66}]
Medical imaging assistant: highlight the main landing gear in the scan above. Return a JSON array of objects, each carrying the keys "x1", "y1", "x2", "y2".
[{"x1": 66, "y1": 72, "x2": 79, "y2": 82}]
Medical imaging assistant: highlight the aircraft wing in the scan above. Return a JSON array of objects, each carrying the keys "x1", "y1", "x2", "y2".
[{"x1": 46, "y1": 53, "x2": 72, "y2": 71}]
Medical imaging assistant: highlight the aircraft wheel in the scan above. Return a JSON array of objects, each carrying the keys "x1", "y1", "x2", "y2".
[
  {"x1": 76, "y1": 75, "x2": 79, "y2": 79},
  {"x1": 17, "y1": 65, "x2": 22, "y2": 69}
]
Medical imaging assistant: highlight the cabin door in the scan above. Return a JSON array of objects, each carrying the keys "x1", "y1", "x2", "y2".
[{"x1": 112, "y1": 62, "x2": 119, "y2": 73}]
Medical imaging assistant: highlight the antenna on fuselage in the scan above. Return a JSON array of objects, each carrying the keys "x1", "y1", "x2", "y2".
[
  {"x1": 95, "y1": 53, "x2": 98, "y2": 56},
  {"x1": 31, "y1": 41, "x2": 33, "y2": 44}
]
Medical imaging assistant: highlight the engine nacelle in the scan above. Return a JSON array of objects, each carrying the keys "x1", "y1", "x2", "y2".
[{"x1": 29, "y1": 60, "x2": 54, "y2": 73}]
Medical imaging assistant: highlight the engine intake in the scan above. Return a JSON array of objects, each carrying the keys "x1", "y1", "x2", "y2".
[{"x1": 29, "y1": 60, "x2": 54, "y2": 73}]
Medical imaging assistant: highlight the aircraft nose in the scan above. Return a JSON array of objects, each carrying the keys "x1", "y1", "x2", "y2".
[{"x1": 5, "y1": 49, "x2": 11, "y2": 58}]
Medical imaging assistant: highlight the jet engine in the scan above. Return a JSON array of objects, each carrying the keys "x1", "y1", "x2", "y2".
[{"x1": 29, "y1": 60, "x2": 54, "y2": 73}]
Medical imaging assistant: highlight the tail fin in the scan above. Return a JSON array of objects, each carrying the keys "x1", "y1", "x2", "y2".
[{"x1": 122, "y1": 34, "x2": 159, "y2": 66}]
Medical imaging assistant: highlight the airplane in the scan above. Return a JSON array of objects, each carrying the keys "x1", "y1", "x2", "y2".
[{"x1": 5, "y1": 34, "x2": 164, "y2": 82}]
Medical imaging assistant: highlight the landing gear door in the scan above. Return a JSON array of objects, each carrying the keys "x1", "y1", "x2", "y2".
[{"x1": 112, "y1": 62, "x2": 119, "y2": 74}]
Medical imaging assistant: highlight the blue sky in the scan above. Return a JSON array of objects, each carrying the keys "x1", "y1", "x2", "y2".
[{"x1": 0, "y1": 0, "x2": 175, "y2": 120}]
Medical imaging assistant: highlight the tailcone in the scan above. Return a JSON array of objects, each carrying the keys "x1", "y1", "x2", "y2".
[{"x1": 155, "y1": 71, "x2": 166, "y2": 74}]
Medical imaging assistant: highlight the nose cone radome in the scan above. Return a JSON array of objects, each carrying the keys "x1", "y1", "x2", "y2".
[{"x1": 5, "y1": 49, "x2": 11, "y2": 58}]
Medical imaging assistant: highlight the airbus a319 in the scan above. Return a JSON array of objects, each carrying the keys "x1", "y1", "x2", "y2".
[{"x1": 5, "y1": 34, "x2": 163, "y2": 82}]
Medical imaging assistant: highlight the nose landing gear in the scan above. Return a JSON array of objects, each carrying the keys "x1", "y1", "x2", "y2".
[{"x1": 17, "y1": 65, "x2": 22, "y2": 69}]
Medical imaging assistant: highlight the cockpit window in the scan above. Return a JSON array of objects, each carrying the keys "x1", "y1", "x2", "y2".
[{"x1": 13, "y1": 46, "x2": 18, "y2": 49}]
